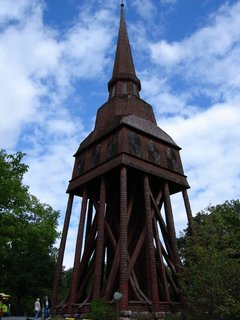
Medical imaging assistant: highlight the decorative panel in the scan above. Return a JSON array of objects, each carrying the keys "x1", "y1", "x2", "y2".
[
  {"x1": 128, "y1": 132, "x2": 142, "y2": 158},
  {"x1": 107, "y1": 134, "x2": 118, "y2": 158},
  {"x1": 77, "y1": 154, "x2": 85, "y2": 175},
  {"x1": 148, "y1": 140, "x2": 160, "y2": 165},
  {"x1": 92, "y1": 144, "x2": 101, "y2": 166},
  {"x1": 166, "y1": 148, "x2": 178, "y2": 171}
]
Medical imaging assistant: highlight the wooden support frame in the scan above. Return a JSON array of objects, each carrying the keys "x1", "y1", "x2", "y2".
[{"x1": 53, "y1": 168, "x2": 190, "y2": 315}]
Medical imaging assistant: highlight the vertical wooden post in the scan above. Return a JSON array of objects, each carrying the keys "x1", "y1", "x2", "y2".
[
  {"x1": 163, "y1": 182, "x2": 181, "y2": 271},
  {"x1": 119, "y1": 166, "x2": 128, "y2": 310},
  {"x1": 93, "y1": 176, "x2": 106, "y2": 298},
  {"x1": 69, "y1": 187, "x2": 88, "y2": 307},
  {"x1": 153, "y1": 217, "x2": 170, "y2": 302},
  {"x1": 52, "y1": 194, "x2": 74, "y2": 307},
  {"x1": 85, "y1": 199, "x2": 93, "y2": 244},
  {"x1": 144, "y1": 175, "x2": 160, "y2": 312},
  {"x1": 182, "y1": 189, "x2": 196, "y2": 236}
]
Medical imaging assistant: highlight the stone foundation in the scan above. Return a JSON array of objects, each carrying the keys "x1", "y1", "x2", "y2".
[{"x1": 77, "y1": 310, "x2": 183, "y2": 320}]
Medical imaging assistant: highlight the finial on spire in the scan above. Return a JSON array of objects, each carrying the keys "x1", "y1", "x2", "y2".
[{"x1": 121, "y1": 0, "x2": 124, "y2": 7}]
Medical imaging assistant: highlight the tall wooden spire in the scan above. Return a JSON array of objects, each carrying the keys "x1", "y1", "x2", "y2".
[
  {"x1": 108, "y1": 3, "x2": 141, "y2": 98},
  {"x1": 52, "y1": 3, "x2": 195, "y2": 319}
]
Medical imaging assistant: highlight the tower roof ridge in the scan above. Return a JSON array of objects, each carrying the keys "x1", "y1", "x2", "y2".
[{"x1": 108, "y1": 3, "x2": 141, "y2": 97}]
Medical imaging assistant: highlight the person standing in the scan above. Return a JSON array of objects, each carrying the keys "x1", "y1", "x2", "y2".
[
  {"x1": 34, "y1": 298, "x2": 41, "y2": 320},
  {"x1": 43, "y1": 296, "x2": 51, "y2": 319}
]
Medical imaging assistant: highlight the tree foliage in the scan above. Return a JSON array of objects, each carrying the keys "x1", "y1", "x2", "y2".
[
  {"x1": 0, "y1": 150, "x2": 60, "y2": 315},
  {"x1": 180, "y1": 200, "x2": 240, "y2": 320},
  {"x1": 90, "y1": 298, "x2": 113, "y2": 320},
  {"x1": 57, "y1": 267, "x2": 73, "y2": 303}
]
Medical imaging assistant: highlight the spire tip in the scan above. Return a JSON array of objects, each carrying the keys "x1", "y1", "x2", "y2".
[{"x1": 121, "y1": 0, "x2": 124, "y2": 7}]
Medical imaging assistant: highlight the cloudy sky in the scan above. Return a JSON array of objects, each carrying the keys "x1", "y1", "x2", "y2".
[{"x1": 1, "y1": 0, "x2": 240, "y2": 268}]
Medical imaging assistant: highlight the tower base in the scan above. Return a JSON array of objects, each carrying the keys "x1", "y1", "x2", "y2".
[{"x1": 53, "y1": 302, "x2": 184, "y2": 319}]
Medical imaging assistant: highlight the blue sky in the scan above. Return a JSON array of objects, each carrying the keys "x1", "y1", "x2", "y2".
[{"x1": 1, "y1": 0, "x2": 240, "y2": 268}]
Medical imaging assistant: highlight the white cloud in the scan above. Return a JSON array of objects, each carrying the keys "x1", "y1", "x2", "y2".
[
  {"x1": 149, "y1": 2, "x2": 240, "y2": 102},
  {"x1": 0, "y1": 0, "x2": 116, "y2": 148},
  {"x1": 132, "y1": 0, "x2": 156, "y2": 20},
  {"x1": 159, "y1": 102, "x2": 240, "y2": 215},
  {"x1": 0, "y1": 0, "x2": 42, "y2": 24},
  {"x1": 0, "y1": 1, "x2": 60, "y2": 149},
  {"x1": 150, "y1": 40, "x2": 183, "y2": 65},
  {"x1": 150, "y1": 2, "x2": 240, "y2": 64},
  {"x1": 63, "y1": 9, "x2": 114, "y2": 79},
  {"x1": 141, "y1": 74, "x2": 168, "y2": 97},
  {"x1": 141, "y1": 73, "x2": 197, "y2": 118}
]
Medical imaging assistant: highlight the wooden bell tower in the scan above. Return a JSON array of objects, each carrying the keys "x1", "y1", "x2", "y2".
[{"x1": 52, "y1": 3, "x2": 195, "y2": 318}]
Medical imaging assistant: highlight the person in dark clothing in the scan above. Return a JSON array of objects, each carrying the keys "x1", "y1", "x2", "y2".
[{"x1": 43, "y1": 296, "x2": 51, "y2": 319}]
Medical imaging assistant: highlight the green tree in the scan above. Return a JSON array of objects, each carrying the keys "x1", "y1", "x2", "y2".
[
  {"x1": 0, "y1": 150, "x2": 60, "y2": 315},
  {"x1": 180, "y1": 200, "x2": 240, "y2": 320},
  {"x1": 58, "y1": 267, "x2": 73, "y2": 303}
]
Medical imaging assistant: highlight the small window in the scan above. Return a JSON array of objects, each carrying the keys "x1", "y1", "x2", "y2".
[
  {"x1": 148, "y1": 141, "x2": 160, "y2": 165},
  {"x1": 77, "y1": 154, "x2": 85, "y2": 175},
  {"x1": 107, "y1": 134, "x2": 118, "y2": 158},
  {"x1": 128, "y1": 132, "x2": 142, "y2": 158},
  {"x1": 92, "y1": 144, "x2": 101, "y2": 166},
  {"x1": 166, "y1": 148, "x2": 178, "y2": 171},
  {"x1": 121, "y1": 82, "x2": 127, "y2": 94}
]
